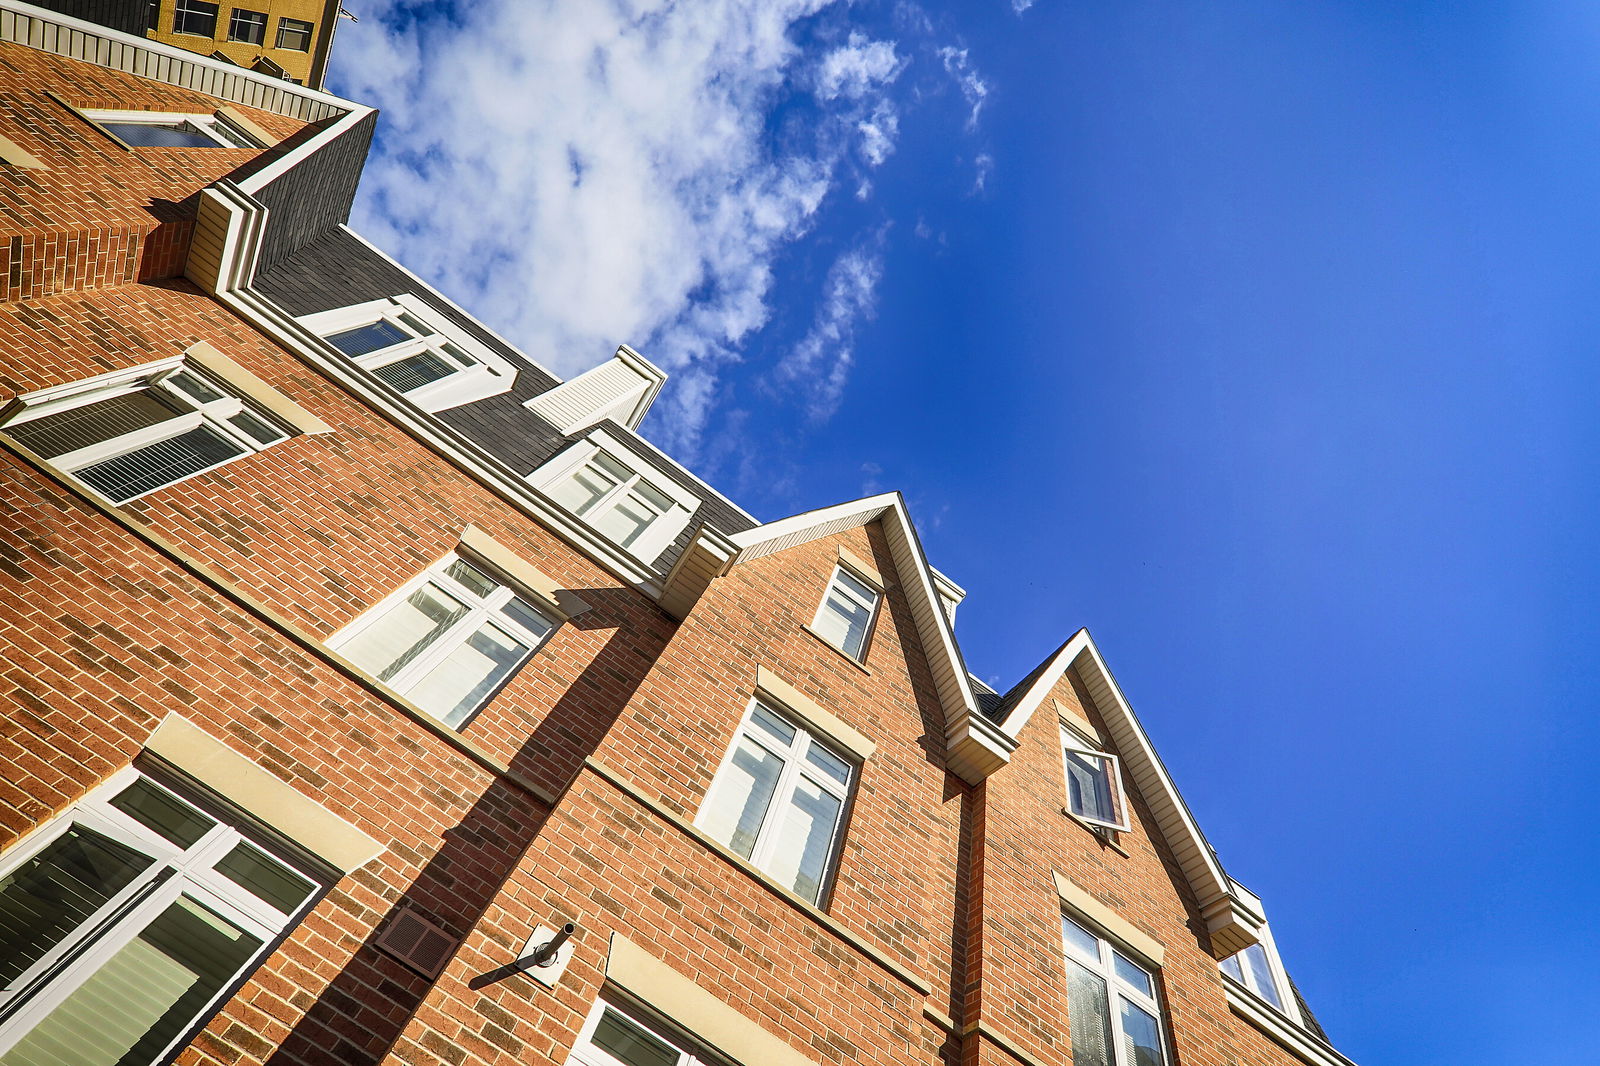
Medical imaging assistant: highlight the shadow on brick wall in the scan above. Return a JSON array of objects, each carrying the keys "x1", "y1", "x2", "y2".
[{"x1": 262, "y1": 587, "x2": 665, "y2": 1066}]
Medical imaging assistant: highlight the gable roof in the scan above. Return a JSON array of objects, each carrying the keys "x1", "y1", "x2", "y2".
[
  {"x1": 720, "y1": 493, "x2": 1016, "y2": 784},
  {"x1": 991, "y1": 628, "x2": 1265, "y2": 958}
]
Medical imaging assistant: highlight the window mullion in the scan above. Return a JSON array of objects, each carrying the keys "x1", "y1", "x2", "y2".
[
  {"x1": 748, "y1": 733, "x2": 802, "y2": 873},
  {"x1": 386, "y1": 600, "x2": 488, "y2": 692}
]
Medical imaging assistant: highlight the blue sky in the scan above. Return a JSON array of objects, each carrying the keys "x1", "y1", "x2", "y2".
[{"x1": 331, "y1": 2, "x2": 1600, "y2": 1061}]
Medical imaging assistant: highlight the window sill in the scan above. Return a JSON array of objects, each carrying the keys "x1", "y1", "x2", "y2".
[
  {"x1": 1061, "y1": 807, "x2": 1130, "y2": 856},
  {"x1": 802, "y1": 625, "x2": 872, "y2": 675}
]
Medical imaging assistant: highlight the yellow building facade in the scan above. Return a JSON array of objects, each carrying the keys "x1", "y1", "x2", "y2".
[{"x1": 146, "y1": 0, "x2": 341, "y2": 87}]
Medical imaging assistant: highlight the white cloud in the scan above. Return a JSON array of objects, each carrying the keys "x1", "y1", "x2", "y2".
[
  {"x1": 331, "y1": 0, "x2": 908, "y2": 455},
  {"x1": 973, "y1": 152, "x2": 994, "y2": 192},
  {"x1": 1011, "y1": 0, "x2": 1037, "y2": 13},
  {"x1": 937, "y1": 45, "x2": 989, "y2": 129},
  {"x1": 774, "y1": 230, "x2": 888, "y2": 422}
]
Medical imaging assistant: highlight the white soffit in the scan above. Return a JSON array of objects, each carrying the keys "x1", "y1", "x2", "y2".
[
  {"x1": 996, "y1": 629, "x2": 1264, "y2": 958},
  {"x1": 727, "y1": 493, "x2": 1012, "y2": 784}
]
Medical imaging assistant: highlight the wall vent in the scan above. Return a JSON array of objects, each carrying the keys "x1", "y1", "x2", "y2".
[{"x1": 373, "y1": 905, "x2": 458, "y2": 979}]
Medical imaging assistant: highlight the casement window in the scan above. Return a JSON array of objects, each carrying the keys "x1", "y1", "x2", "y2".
[
  {"x1": 0, "y1": 361, "x2": 293, "y2": 504},
  {"x1": 84, "y1": 109, "x2": 261, "y2": 148},
  {"x1": 171, "y1": 0, "x2": 218, "y2": 36},
  {"x1": 227, "y1": 8, "x2": 267, "y2": 44},
  {"x1": 296, "y1": 295, "x2": 517, "y2": 412},
  {"x1": 696, "y1": 700, "x2": 854, "y2": 905},
  {"x1": 568, "y1": 1000, "x2": 717, "y2": 1066},
  {"x1": 275, "y1": 16, "x2": 313, "y2": 50},
  {"x1": 530, "y1": 431, "x2": 699, "y2": 565},
  {"x1": 0, "y1": 768, "x2": 325, "y2": 1066},
  {"x1": 330, "y1": 554, "x2": 558, "y2": 729},
  {"x1": 1219, "y1": 917, "x2": 1300, "y2": 1021},
  {"x1": 810, "y1": 565, "x2": 880, "y2": 662},
  {"x1": 1062, "y1": 914, "x2": 1170, "y2": 1066},
  {"x1": 1061, "y1": 728, "x2": 1131, "y2": 832}
]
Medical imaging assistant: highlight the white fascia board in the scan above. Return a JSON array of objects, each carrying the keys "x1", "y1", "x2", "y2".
[
  {"x1": 728, "y1": 493, "x2": 992, "y2": 781},
  {"x1": 1, "y1": 1, "x2": 361, "y2": 117},
  {"x1": 612, "y1": 344, "x2": 667, "y2": 428},
  {"x1": 1225, "y1": 984, "x2": 1360, "y2": 1066},
  {"x1": 998, "y1": 628, "x2": 1262, "y2": 957}
]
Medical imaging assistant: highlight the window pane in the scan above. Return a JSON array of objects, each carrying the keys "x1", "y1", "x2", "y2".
[
  {"x1": 589, "y1": 1008, "x2": 680, "y2": 1066},
  {"x1": 0, "y1": 895, "x2": 262, "y2": 1066},
  {"x1": 832, "y1": 567, "x2": 876, "y2": 605},
  {"x1": 501, "y1": 596, "x2": 554, "y2": 640},
  {"x1": 275, "y1": 17, "x2": 313, "y2": 50},
  {"x1": 371, "y1": 351, "x2": 457, "y2": 393},
  {"x1": 443, "y1": 559, "x2": 499, "y2": 599},
  {"x1": 701, "y1": 737, "x2": 785, "y2": 860},
  {"x1": 1065, "y1": 750, "x2": 1118, "y2": 825},
  {"x1": 227, "y1": 411, "x2": 286, "y2": 446},
  {"x1": 326, "y1": 320, "x2": 410, "y2": 357},
  {"x1": 214, "y1": 843, "x2": 313, "y2": 914},
  {"x1": 1065, "y1": 959, "x2": 1115, "y2": 1066},
  {"x1": 7, "y1": 391, "x2": 176, "y2": 460},
  {"x1": 1062, "y1": 916, "x2": 1100, "y2": 964},
  {"x1": 227, "y1": 9, "x2": 266, "y2": 43},
  {"x1": 0, "y1": 826, "x2": 153, "y2": 988},
  {"x1": 340, "y1": 582, "x2": 469, "y2": 682},
  {"x1": 748, "y1": 704, "x2": 796, "y2": 746},
  {"x1": 803, "y1": 742, "x2": 850, "y2": 788},
  {"x1": 1220, "y1": 954, "x2": 1245, "y2": 982},
  {"x1": 405, "y1": 622, "x2": 530, "y2": 727},
  {"x1": 764, "y1": 775, "x2": 843, "y2": 904},
  {"x1": 593, "y1": 491, "x2": 659, "y2": 549},
  {"x1": 108, "y1": 779, "x2": 213, "y2": 849},
  {"x1": 104, "y1": 122, "x2": 219, "y2": 148},
  {"x1": 550, "y1": 460, "x2": 619, "y2": 516},
  {"x1": 1113, "y1": 951, "x2": 1153, "y2": 998},
  {"x1": 171, "y1": 0, "x2": 218, "y2": 36},
  {"x1": 165, "y1": 372, "x2": 223, "y2": 405},
  {"x1": 1242, "y1": 943, "x2": 1283, "y2": 1008},
  {"x1": 816, "y1": 582, "x2": 873, "y2": 659},
  {"x1": 1118, "y1": 997, "x2": 1166, "y2": 1066},
  {"x1": 77, "y1": 425, "x2": 246, "y2": 503}
]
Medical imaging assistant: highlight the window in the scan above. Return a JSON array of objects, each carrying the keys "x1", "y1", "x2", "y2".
[
  {"x1": 298, "y1": 295, "x2": 517, "y2": 412},
  {"x1": 330, "y1": 555, "x2": 557, "y2": 728},
  {"x1": 0, "y1": 769, "x2": 324, "y2": 1066},
  {"x1": 275, "y1": 16, "x2": 313, "y2": 50},
  {"x1": 171, "y1": 0, "x2": 218, "y2": 36},
  {"x1": 227, "y1": 8, "x2": 266, "y2": 43},
  {"x1": 811, "y1": 565, "x2": 880, "y2": 661},
  {"x1": 0, "y1": 361, "x2": 292, "y2": 504},
  {"x1": 569, "y1": 1000, "x2": 717, "y2": 1066},
  {"x1": 84, "y1": 110, "x2": 261, "y2": 148},
  {"x1": 696, "y1": 700, "x2": 853, "y2": 905},
  {"x1": 1218, "y1": 911, "x2": 1299, "y2": 1021},
  {"x1": 1061, "y1": 728, "x2": 1130, "y2": 832},
  {"x1": 529, "y1": 431, "x2": 699, "y2": 565},
  {"x1": 1062, "y1": 915, "x2": 1169, "y2": 1066}
]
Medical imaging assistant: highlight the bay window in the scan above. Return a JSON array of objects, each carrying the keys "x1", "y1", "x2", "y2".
[
  {"x1": 0, "y1": 769, "x2": 324, "y2": 1066},
  {"x1": 696, "y1": 700, "x2": 854, "y2": 905}
]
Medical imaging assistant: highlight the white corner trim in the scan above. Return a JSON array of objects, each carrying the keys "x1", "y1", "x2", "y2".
[
  {"x1": 1225, "y1": 983, "x2": 1360, "y2": 1066},
  {"x1": 457, "y1": 524, "x2": 590, "y2": 618},
  {"x1": 184, "y1": 341, "x2": 332, "y2": 435},
  {"x1": 604, "y1": 934, "x2": 819, "y2": 1066},
  {"x1": 1052, "y1": 871, "x2": 1166, "y2": 968},
  {"x1": 143, "y1": 713, "x2": 384, "y2": 872},
  {"x1": 754, "y1": 665, "x2": 876, "y2": 762}
]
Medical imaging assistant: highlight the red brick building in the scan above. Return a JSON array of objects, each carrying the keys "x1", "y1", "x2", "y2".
[{"x1": 0, "y1": 6, "x2": 1360, "y2": 1066}]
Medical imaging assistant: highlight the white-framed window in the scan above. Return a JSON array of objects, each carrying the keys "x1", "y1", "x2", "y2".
[
  {"x1": 696, "y1": 700, "x2": 854, "y2": 906},
  {"x1": 171, "y1": 0, "x2": 218, "y2": 37},
  {"x1": 0, "y1": 766, "x2": 325, "y2": 1066},
  {"x1": 84, "y1": 109, "x2": 260, "y2": 148},
  {"x1": 810, "y1": 565, "x2": 881, "y2": 662},
  {"x1": 296, "y1": 295, "x2": 518, "y2": 412},
  {"x1": 568, "y1": 999, "x2": 718, "y2": 1066},
  {"x1": 1061, "y1": 727, "x2": 1131, "y2": 832},
  {"x1": 1218, "y1": 896, "x2": 1300, "y2": 1022},
  {"x1": 329, "y1": 554, "x2": 558, "y2": 729},
  {"x1": 0, "y1": 359, "x2": 293, "y2": 504},
  {"x1": 529, "y1": 430, "x2": 699, "y2": 565},
  {"x1": 1062, "y1": 913, "x2": 1170, "y2": 1066}
]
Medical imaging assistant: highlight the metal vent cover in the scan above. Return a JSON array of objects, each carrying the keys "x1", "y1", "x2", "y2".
[{"x1": 373, "y1": 905, "x2": 458, "y2": 979}]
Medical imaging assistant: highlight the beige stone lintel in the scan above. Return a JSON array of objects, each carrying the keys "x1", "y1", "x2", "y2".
[
  {"x1": 754, "y1": 664, "x2": 875, "y2": 761},
  {"x1": 605, "y1": 934, "x2": 819, "y2": 1066},
  {"x1": 184, "y1": 341, "x2": 333, "y2": 435},
  {"x1": 215, "y1": 105, "x2": 280, "y2": 147},
  {"x1": 458, "y1": 524, "x2": 591, "y2": 618},
  {"x1": 1052, "y1": 871, "x2": 1166, "y2": 967},
  {"x1": 0, "y1": 133, "x2": 44, "y2": 169},
  {"x1": 1054, "y1": 697, "x2": 1100, "y2": 743},
  {"x1": 144, "y1": 713, "x2": 383, "y2": 871},
  {"x1": 837, "y1": 544, "x2": 884, "y2": 588}
]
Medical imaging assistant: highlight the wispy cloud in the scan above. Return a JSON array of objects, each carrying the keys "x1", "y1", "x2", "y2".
[
  {"x1": 937, "y1": 45, "x2": 989, "y2": 129},
  {"x1": 1011, "y1": 0, "x2": 1037, "y2": 13},
  {"x1": 774, "y1": 228, "x2": 889, "y2": 421},
  {"x1": 332, "y1": 0, "x2": 911, "y2": 455}
]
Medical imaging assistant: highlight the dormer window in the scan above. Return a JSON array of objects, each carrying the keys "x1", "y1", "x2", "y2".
[
  {"x1": 297, "y1": 296, "x2": 518, "y2": 412},
  {"x1": 1219, "y1": 914, "x2": 1300, "y2": 1022},
  {"x1": 529, "y1": 429, "x2": 698, "y2": 565}
]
